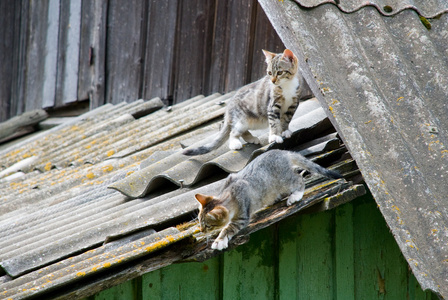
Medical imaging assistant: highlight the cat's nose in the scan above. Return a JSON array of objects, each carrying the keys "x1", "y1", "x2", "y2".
[{"x1": 271, "y1": 77, "x2": 277, "y2": 83}]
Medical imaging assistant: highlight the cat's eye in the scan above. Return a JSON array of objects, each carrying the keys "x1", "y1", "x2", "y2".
[
  {"x1": 268, "y1": 71, "x2": 272, "y2": 76},
  {"x1": 277, "y1": 71, "x2": 283, "y2": 75}
]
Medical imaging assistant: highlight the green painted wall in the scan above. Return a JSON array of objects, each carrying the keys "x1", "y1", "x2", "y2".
[{"x1": 87, "y1": 194, "x2": 437, "y2": 300}]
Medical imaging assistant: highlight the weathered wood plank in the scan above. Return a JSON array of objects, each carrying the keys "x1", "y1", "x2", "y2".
[
  {"x1": 78, "y1": 0, "x2": 107, "y2": 108},
  {"x1": 141, "y1": 1, "x2": 178, "y2": 104},
  {"x1": 105, "y1": 0, "x2": 148, "y2": 104},
  {"x1": 142, "y1": 258, "x2": 220, "y2": 300},
  {"x1": 353, "y1": 195, "x2": 410, "y2": 299},
  {"x1": 335, "y1": 199, "x2": 355, "y2": 300},
  {"x1": 207, "y1": 0, "x2": 230, "y2": 95},
  {"x1": 250, "y1": 3, "x2": 284, "y2": 82},
  {"x1": 42, "y1": 0, "x2": 60, "y2": 109},
  {"x1": 10, "y1": 1, "x2": 28, "y2": 119},
  {"x1": 55, "y1": 0, "x2": 82, "y2": 106},
  {"x1": 23, "y1": 1, "x2": 56, "y2": 110},
  {"x1": 224, "y1": 0, "x2": 257, "y2": 92},
  {"x1": 172, "y1": 0, "x2": 215, "y2": 103},
  {"x1": 223, "y1": 227, "x2": 276, "y2": 299},
  {"x1": 0, "y1": 109, "x2": 48, "y2": 143},
  {"x1": 0, "y1": 1, "x2": 17, "y2": 122}
]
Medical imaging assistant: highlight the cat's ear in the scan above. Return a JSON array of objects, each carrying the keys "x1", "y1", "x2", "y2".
[
  {"x1": 262, "y1": 49, "x2": 276, "y2": 63},
  {"x1": 195, "y1": 193, "x2": 213, "y2": 207},
  {"x1": 282, "y1": 49, "x2": 295, "y2": 62}
]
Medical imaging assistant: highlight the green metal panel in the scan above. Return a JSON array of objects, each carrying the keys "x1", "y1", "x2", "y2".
[
  {"x1": 141, "y1": 257, "x2": 220, "y2": 300},
  {"x1": 87, "y1": 194, "x2": 436, "y2": 300},
  {"x1": 334, "y1": 201, "x2": 355, "y2": 300},
  {"x1": 278, "y1": 209, "x2": 334, "y2": 299},
  {"x1": 222, "y1": 225, "x2": 276, "y2": 299}
]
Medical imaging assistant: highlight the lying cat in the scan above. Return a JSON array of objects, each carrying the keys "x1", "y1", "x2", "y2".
[
  {"x1": 183, "y1": 49, "x2": 309, "y2": 156},
  {"x1": 195, "y1": 150, "x2": 342, "y2": 250}
]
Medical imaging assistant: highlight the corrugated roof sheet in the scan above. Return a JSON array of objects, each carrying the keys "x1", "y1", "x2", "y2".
[
  {"x1": 0, "y1": 89, "x2": 363, "y2": 299},
  {"x1": 260, "y1": 0, "x2": 448, "y2": 297},
  {"x1": 292, "y1": 0, "x2": 448, "y2": 17}
]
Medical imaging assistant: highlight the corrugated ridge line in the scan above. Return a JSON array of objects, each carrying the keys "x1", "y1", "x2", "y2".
[
  {"x1": 0, "y1": 104, "x2": 115, "y2": 160},
  {"x1": 80, "y1": 93, "x2": 228, "y2": 165},
  {"x1": 292, "y1": 0, "x2": 448, "y2": 18},
  {"x1": 108, "y1": 93, "x2": 234, "y2": 159},
  {"x1": 0, "y1": 227, "x2": 197, "y2": 300},
  {"x1": 0, "y1": 98, "x2": 163, "y2": 169},
  {"x1": 0, "y1": 103, "x2": 124, "y2": 167},
  {"x1": 33, "y1": 93, "x2": 223, "y2": 170},
  {"x1": 0, "y1": 180, "x2": 224, "y2": 277},
  {"x1": 31, "y1": 98, "x2": 163, "y2": 170},
  {"x1": 0, "y1": 191, "x2": 123, "y2": 258},
  {"x1": 108, "y1": 100, "x2": 327, "y2": 198},
  {"x1": 0, "y1": 119, "x2": 222, "y2": 218}
]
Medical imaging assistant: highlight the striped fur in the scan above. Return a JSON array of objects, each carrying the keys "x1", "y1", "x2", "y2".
[
  {"x1": 195, "y1": 150, "x2": 343, "y2": 250},
  {"x1": 183, "y1": 49, "x2": 307, "y2": 156}
]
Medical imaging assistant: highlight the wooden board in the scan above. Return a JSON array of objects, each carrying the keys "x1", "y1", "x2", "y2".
[
  {"x1": 105, "y1": 0, "x2": 148, "y2": 104},
  {"x1": 0, "y1": 1, "x2": 16, "y2": 122},
  {"x1": 77, "y1": 0, "x2": 107, "y2": 108},
  {"x1": 141, "y1": 1, "x2": 178, "y2": 103},
  {"x1": 171, "y1": 0, "x2": 215, "y2": 103}
]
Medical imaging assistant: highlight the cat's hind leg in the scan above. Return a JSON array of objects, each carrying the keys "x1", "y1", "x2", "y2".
[
  {"x1": 242, "y1": 131, "x2": 260, "y2": 145},
  {"x1": 286, "y1": 175, "x2": 305, "y2": 206},
  {"x1": 228, "y1": 123, "x2": 247, "y2": 150},
  {"x1": 228, "y1": 134, "x2": 243, "y2": 150}
]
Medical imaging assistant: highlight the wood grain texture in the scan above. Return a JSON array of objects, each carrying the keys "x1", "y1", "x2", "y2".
[
  {"x1": 105, "y1": 0, "x2": 148, "y2": 104},
  {"x1": 77, "y1": 0, "x2": 107, "y2": 108},
  {"x1": 142, "y1": 1, "x2": 178, "y2": 103}
]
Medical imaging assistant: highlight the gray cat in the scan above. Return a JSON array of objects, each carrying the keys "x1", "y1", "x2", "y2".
[
  {"x1": 195, "y1": 150, "x2": 342, "y2": 250},
  {"x1": 183, "y1": 49, "x2": 309, "y2": 156}
]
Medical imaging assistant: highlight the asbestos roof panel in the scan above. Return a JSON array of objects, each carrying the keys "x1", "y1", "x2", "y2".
[
  {"x1": 0, "y1": 89, "x2": 362, "y2": 299},
  {"x1": 292, "y1": 0, "x2": 448, "y2": 17},
  {"x1": 259, "y1": 0, "x2": 448, "y2": 297}
]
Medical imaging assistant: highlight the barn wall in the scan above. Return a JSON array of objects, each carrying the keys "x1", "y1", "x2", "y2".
[
  {"x1": 0, "y1": 0, "x2": 284, "y2": 122},
  {"x1": 86, "y1": 194, "x2": 437, "y2": 300}
]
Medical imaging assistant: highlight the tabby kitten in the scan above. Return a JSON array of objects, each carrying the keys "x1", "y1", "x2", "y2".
[
  {"x1": 195, "y1": 150, "x2": 342, "y2": 250},
  {"x1": 183, "y1": 49, "x2": 308, "y2": 156}
]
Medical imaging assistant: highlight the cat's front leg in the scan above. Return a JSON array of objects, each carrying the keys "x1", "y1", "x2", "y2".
[
  {"x1": 212, "y1": 217, "x2": 248, "y2": 250},
  {"x1": 281, "y1": 98, "x2": 299, "y2": 139},
  {"x1": 268, "y1": 98, "x2": 285, "y2": 144}
]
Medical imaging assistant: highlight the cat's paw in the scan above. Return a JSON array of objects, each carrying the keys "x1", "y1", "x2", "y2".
[
  {"x1": 211, "y1": 236, "x2": 229, "y2": 250},
  {"x1": 269, "y1": 134, "x2": 284, "y2": 144},
  {"x1": 244, "y1": 136, "x2": 260, "y2": 145},
  {"x1": 229, "y1": 139, "x2": 243, "y2": 150},
  {"x1": 286, "y1": 190, "x2": 304, "y2": 206},
  {"x1": 282, "y1": 130, "x2": 292, "y2": 139}
]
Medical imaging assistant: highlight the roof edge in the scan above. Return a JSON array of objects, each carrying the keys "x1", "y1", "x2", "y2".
[{"x1": 291, "y1": 0, "x2": 448, "y2": 18}]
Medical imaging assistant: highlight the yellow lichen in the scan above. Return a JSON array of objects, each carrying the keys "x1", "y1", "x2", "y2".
[
  {"x1": 107, "y1": 150, "x2": 115, "y2": 157},
  {"x1": 76, "y1": 272, "x2": 86, "y2": 277},
  {"x1": 103, "y1": 262, "x2": 111, "y2": 268},
  {"x1": 102, "y1": 165, "x2": 113, "y2": 172},
  {"x1": 86, "y1": 172, "x2": 95, "y2": 179},
  {"x1": 44, "y1": 162, "x2": 52, "y2": 171}
]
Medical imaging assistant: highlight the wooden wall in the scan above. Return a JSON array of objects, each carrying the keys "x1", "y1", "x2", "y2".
[
  {"x1": 85, "y1": 195, "x2": 437, "y2": 300},
  {"x1": 0, "y1": 0, "x2": 284, "y2": 122}
]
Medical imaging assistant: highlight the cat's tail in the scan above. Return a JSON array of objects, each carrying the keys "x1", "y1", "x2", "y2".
[
  {"x1": 182, "y1": 123, "x2": 231, "y2": 156},
  {"x1": 290, "y1": 152, "x2": 343, "y2": 179}
]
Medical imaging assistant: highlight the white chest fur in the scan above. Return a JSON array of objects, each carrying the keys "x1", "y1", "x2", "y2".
[{"x1": 279, "y1": 75, "x2": 299, "y2": 111}]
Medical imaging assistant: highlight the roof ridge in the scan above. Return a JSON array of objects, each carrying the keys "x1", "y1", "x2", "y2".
[{"x1": 291, "y1": 0, "x2": 448, "y2": 18}]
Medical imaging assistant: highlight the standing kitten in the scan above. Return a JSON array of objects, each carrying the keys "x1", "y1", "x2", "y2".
[
  {"x1": 183, "y1": 49, "x2": 308, "y2": 156},
  {"x1": 195, "y1": 150, "x2": 342, "y2": 250}
]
